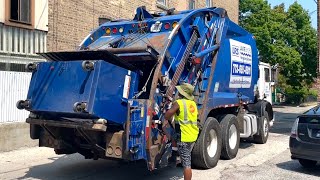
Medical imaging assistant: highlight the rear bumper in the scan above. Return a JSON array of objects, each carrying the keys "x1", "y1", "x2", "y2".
[
  {"x1": 26, "y1": 118, "x2": 107, "y2": 132},
  {"x1": 289, "y1": 136, "x2": 320, "y2": 161}
]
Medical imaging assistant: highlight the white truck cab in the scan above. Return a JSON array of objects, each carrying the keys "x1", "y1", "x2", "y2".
[{"x1": 258, "y1": 62, "x2": 275, "y2": 105}]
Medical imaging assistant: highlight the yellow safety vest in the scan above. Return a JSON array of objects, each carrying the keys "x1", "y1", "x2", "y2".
[{"x1": 174, "y1": 99, "x2": 199, "y2": 142}]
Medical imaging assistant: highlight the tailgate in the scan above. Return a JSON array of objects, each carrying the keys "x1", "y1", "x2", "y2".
[{"x1": 27, "y1": 60, "x2": 138, "y2": 124}]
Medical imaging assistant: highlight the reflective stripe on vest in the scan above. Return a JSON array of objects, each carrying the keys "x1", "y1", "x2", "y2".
[{"x1": 174, "y1": 99, "x2": 199, "y2": 142}]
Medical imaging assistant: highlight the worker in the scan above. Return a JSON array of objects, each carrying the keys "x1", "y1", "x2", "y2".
[{"x1": 164, "y1": 83, "x2": 199, "y2": 180}]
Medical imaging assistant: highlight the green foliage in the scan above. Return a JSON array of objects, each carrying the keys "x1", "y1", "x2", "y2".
[
  {"x1": 285, "y1": 87, "x2": 318, "y2": 104},
  {"x1": 284, "y1": 87, "x2": 304, "y2": 104},
  {"x1": 239, "y1": 0, "x2": 317, "y2": 90},
  {"x1": 309, "y1": 89, "x2": 318, "y2": 98}
]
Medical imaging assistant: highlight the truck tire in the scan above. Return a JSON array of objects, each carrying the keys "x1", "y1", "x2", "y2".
[
  {"x1": 253, "y1": 110, "x2": 269, "y2": 144},
  {"x1": 192, "y1": 117, "x2": 222, "y2": 169},
  {"x1": 298, "y1": 159, "x2": 317, "y2": 168},
  {"x1": 220, "y1": 114, "x2": 240, "y2": 160}
]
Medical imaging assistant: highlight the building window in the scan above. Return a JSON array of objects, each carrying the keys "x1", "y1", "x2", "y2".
[
  {"x1": 206, "y1": 0, "x2": 212, "y2": 7},
  {"x1": 189, "y1": 0, "x2": 195, "y2": 9},
  {"x1": 0, "y1": 63, "x2": 6, "y2": 71},
  {"x1": 0, "y1": 62, "x2": 27, "y2": 72},
  {"x1": 157, "y1": 0, "x2": 167, "y2": 6},
  {"x1": 10, "y1": 0, "x2": 31, "y2": 24}
]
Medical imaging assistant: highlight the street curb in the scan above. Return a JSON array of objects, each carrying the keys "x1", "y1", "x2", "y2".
[{"x1": 0, "y1": 122, "x2": 37, "y2": 152}]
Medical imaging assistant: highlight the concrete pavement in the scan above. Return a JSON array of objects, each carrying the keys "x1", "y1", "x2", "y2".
[{"x1": 0, "y1": 105, "x2": 319, "y2": 180}]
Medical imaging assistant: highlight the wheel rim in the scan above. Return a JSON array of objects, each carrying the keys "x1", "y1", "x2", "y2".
[
  {"x1": 263, "y1": 117, "x2": 268, "y2": 137},
  {"x1": 207, "y1": 129, "x2": 218, "y2": 158},
  {"x1": 229, "y1": 124, "x2": 238, "y2": 150}
]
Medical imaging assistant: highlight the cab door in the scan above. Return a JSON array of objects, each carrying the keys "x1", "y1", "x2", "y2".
[{"x1": 258, "y1": 63, "x2": 273, "y2": 104}]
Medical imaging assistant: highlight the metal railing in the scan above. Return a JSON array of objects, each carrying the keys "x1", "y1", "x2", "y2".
[
  {"x1": 0, "y1": 23, "x2": 47, "y2": 59},
  {"x1": 0, "y1": 23, "x2": 47, "y2": 123}
]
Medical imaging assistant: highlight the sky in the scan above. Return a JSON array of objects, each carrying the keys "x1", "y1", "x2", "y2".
[{"x1": 267, "y1": 0, "x2": 317, "y2": 28}]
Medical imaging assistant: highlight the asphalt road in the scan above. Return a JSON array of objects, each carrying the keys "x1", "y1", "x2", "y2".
[{"x1": 0, "y1": 105, "x2": 319, "y2": 180}]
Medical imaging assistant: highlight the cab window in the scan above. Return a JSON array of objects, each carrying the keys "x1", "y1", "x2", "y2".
[{"x1": 264, "y1": 68, "x2": 270, "y2": 82}]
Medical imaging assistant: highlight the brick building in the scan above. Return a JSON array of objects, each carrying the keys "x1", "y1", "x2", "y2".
[{"x1": 48, "y1": 0, "x2": 239, "y2": 52}]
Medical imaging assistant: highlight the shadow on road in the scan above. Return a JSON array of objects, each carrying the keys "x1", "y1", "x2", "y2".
[
  {"x1": 270, "y1": 108, "x2": 303, "y2": 136},
  {"x1": 276, "y1": 160, "x2": 320, "y2": 177},
  {"x1": 239, "y1": 141, "x2": 254, "y2": 149},
  {"x1": 18, "y1": 154, "x2": 183, "y2": 180}
]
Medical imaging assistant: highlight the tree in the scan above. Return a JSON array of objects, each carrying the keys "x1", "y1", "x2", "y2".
[
  {"x1": 287, "y1": 2, "x2": 318, "y2": 85},
  {"x1": 239, "y1": 0, "x2": 317, "y2": 89},
  {"x1": 239, "y1": 0, "x2": 272, "y2": 63}
]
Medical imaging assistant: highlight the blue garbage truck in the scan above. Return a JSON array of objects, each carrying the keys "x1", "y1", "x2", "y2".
[{"x1": 17, "y1": 6, "x2": 274, "y2": 170}]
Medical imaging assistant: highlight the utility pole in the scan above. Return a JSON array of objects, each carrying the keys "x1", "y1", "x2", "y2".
[
  {"x1": 316, "y1": 0, "x2": 320, "y2": 74},
  {"x1": 316, "y1": 0, "x2": 320, "y2": 100}
]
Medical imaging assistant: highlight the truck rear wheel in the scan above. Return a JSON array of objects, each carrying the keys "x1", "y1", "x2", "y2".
[
  {"x1": 220, "y1": 114, "x2": 240, "y2": 160},
  {"x1": 253, "y1": 110, "x2": 269, "y2": 144},
  {"x1": 192, "y1": 117, "x2": 222, "y2": 169}
]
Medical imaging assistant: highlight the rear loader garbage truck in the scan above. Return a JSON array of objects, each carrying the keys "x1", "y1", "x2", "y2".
[{"x1": 17, "y1": 6, "x2": 274, "y2": 170}]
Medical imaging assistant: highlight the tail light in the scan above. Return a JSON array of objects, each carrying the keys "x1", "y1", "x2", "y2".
[
  {"x1": 112, "y1": 27, "x2": 118, "y2": 34},
  {"x1": 164, "y1": 22, "x2": 171, "y2": 30},
  {"x1": 119, "y1": 27, "x2": 124, "y2": 33},
  {"x1": 105, "y1": 28, "x2": 111, "y2": 35},
  {"x1": 172, "y1": 21, "x2": 178, "y2": 29},
  {"x1": 291, "y1": 118, "x2": 299, "y2": 138}
]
